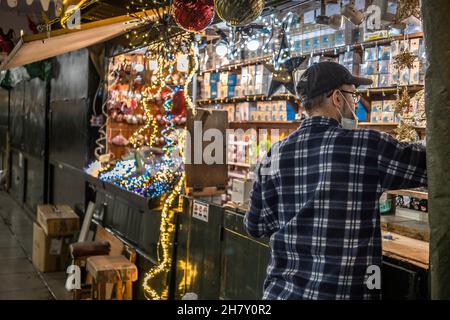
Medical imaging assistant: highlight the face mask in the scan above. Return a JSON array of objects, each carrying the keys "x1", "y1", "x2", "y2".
[{"x1": 336, "y1": 91, "x2": 358, "y2": 130}]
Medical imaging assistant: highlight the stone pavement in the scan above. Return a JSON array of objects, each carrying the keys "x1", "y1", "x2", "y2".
[{"x1": 0, "y1": 191, "x2": 71, "y2": 300}]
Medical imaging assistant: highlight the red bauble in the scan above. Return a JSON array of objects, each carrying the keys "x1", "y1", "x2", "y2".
[
  {"x1": 160, "y1": 87, "x2": 172, "y2": 100},
  {"x1": 172, "y1": 0, "x2": 215, "y2": 33},
  {"x1": 172, "y1": 90, "x2": 187, "y2": 117}
]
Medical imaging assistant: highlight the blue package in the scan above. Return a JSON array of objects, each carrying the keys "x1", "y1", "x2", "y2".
[
  {"x1": 210, "y1": 83, "x2": 218, "y2": 99},
  {"x1": 210, "y1": 72, "x2": 219, "y2": 84},
  {"x1": 228, "y1": 74, "x2": 237, "y2": 86},
  {"x1": 228, "y1": 86, "x2": 236, "y2": 97},
  {"x1": 313, "y1": 38, "x2": 320, "y2": 50}
]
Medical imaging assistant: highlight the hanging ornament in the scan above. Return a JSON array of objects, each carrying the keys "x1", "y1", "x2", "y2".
[
  {"x1": 172, "y1": 0, "x2": 215, "y2": 33},
  {"x1": 396, "y1": 0, "x2": 421, "y2": 21},
  {"x1": 394, "y1": 120, "x2": 418, "y2": 142},
  {"x1": 265, "y1": 57, "x2": 307, "y2": 97},
  {"x1": 171, "y1": 90, "x2": 187, "y2": 117},
  {"x1": 393, "y1": 49, "x2": 416, "y2": 70},
  {"x1": 214, "y1": 0, "x2": 265, "y2": 27},
  {"x1": 394, "y1": 87, "x2": 411, "y2": 114}
]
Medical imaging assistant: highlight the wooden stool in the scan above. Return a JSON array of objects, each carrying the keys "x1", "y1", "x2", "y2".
[{"x1": 86, "y1": 255, "x2": 138, "y2": 300}]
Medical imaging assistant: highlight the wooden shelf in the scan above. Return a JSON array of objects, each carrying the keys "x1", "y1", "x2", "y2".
[
  {"x1": 229, "y1": 120, "x2": 300, "y2": 125},
  {"x1": 358, "y1": 85, "x2": 424, "y2": 97},
  {"x1": 197, "y1": 94, "x2": 301, "y2": 107},
  {"x1": 382, "y1": 230, "x2": 429, "y2": 269},
  {"x1": 358, "y1": 122, "x2": 399, "y2": 126},
  {"x1": 200, "y1": 33, "x2": 424, "y2": 74},
  {"x1": 228, "y1": 162, "x2": 251, "y2": 168},
  {"x1": 228, "y1": 171, "x2": 249, "y2": 179},
  {"x1": 387, "y1": 189, "x2": 428, "y2": 200}
]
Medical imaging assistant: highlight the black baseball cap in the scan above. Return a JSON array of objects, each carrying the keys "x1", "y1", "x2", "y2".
[{"x1": 297, "y1": 61, "x2": 373, "y2": 102}]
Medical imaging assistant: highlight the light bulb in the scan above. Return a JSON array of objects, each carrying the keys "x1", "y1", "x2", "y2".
[
  {"x1": 215, "y1": 42, "x2": 228, "y2": 58},
  {"x1": 247, "y1": 39, "x2": 260, "y2": 51}
]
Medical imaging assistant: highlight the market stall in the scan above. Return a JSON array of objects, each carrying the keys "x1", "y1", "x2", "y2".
[{"x1": 1, "y1": 0, "x2": 446, "y2": 300}]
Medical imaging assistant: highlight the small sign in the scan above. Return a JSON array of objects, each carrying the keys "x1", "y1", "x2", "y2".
[
  {"x1": 49, "y1": 239, "x2": 63, "y2": 255},
  {"x1": 192, "y1": 201, "x2": 209, "y2": 223}
]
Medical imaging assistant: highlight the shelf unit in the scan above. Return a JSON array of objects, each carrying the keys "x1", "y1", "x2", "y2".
[
  {"x1": 199, "y1": 32, "x2": 424, "y2": 75},
  {"x1": 387, "y1": 189, "x2": 428, "y2": 200},
  {"x1": 196, "y1": 94, "x2": 302, "y2": 111},
  {"x1": 357, "y1": 84, "x2": 424, "y2": 97}
]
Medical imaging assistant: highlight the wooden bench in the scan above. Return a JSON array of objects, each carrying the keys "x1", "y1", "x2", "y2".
[{"x1": 70, "y1": 224, "x2": 137, "y2": 300}]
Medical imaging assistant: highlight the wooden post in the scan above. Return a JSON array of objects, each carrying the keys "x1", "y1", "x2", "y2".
[{"x1": 421, "y1": 0, "x2": 450, "y2": 299}]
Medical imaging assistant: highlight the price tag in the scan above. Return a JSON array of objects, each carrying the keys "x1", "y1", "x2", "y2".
[{"x1": 192, "y1": 201, "x2": 209, "y2": 223}]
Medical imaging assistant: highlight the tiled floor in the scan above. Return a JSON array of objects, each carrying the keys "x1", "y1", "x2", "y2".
[{"x1": 0, "y1": 192, "x2": 72, "y2": 300}]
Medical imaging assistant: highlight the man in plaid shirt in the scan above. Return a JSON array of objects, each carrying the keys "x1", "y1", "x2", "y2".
[{"x1": 244, "y1": 62, "x2": 427, "y2": 300}]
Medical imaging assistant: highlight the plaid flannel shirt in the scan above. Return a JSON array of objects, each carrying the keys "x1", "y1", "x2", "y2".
[{"x1": 244, "y1": 116, "x2": 427, "y2": 300}]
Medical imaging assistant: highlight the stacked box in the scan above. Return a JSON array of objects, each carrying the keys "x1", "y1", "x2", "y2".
[
  {"x1": 235, "y1": 102, "x2": 257, "y2": 122},
  {"x1": 222, "y1": 104, "x2": 235, "y2": 122},
  {"x1": 382, "y1": 100, "x2": 398, "y2": 123},
  {"x1": 370, "y1": 101, "x2": 383, "y2": 123},
  {"x1": 33, "y1": 205, "x2": 80, "y2": 273}
]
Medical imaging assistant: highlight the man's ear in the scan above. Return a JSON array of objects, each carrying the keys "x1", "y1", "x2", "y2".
[{"x1": 332, "y1": 90, "x2": 341, "y2": 107}]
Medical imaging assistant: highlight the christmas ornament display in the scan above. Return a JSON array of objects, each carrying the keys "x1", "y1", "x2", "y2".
[
  {"x1": 172, "y1": 0, "x2": 215, "y2": 33},
  {"x1": 214, "y1": 0, "x2": 265, "y2": 27}
]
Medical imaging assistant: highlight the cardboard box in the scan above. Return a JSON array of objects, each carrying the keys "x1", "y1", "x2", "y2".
[
  {"x1": 364, "y1": 47, "x2": 378, "y2": 62},
  {"x1": 378, "y1": 74, "x2": 390, "y2": 87},
  {"x1": 378, "y1": 46, "x2": 391, "y2": 61},
  {"x1": 37, "y1": 205, "x2": 79, "y2": 237},
  {"x1": 399, "y1": 68, "x2": 410, "y2": 86},
  {"x1": 409, "y1": 38, "x2": 421, "y2": 56},
  {"x1": 32, "y1": 222, "x2": 71, "y2": 272},
  {"x1": 410, "y1": 60, "x2": 422, "y2": 84}
]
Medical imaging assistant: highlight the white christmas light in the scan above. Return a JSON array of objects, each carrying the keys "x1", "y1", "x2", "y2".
[
  {"x1": 215, "y1": 42, "x2": 228, "y2": 58},
  {"x1": 247, "y1": 39, "x2": 261, "y2": 51}
]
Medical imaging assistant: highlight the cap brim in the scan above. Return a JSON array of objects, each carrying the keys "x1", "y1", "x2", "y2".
[{"x1": 350, "y1": 75, "x2": 373, "y2": 87}]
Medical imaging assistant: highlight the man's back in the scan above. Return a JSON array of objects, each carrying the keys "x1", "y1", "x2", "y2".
[{"x1": 244, "y1": 116, "x2": 427, "y2": 300}]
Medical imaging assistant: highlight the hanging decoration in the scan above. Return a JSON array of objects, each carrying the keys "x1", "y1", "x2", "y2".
[
  {"x1": 171, "y1": 0, "x2": 215, "y2": 33},
  {"x1": 393, "y1": 49, "x2": 416, "y2": 70},
  {"x1": 265, "y1": 56, "x2": 307, "y2": 97},
  {"x1": 396, "y1": 0, "x2": 421, "y2": 21},
  {"x1": 394, "y1": 87, "x2": 411, "y2": 114},
  {"x1": 214, "y1": 0, "x2": 265, "y2": 27},
  {"x1": 394, "y1": 89, "x2": 426, "y2": 142}
]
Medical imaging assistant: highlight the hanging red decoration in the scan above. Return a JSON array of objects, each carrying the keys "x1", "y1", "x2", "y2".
[
  {"x1": 171, "y1": 0, "x2": 215, "y2": 33},
  {"x1": 171, "y1": 89, "x2": 187, "y2": 117}
]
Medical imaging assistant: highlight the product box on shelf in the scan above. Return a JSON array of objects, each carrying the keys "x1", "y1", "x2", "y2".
[
  {"x1": 222, "y1": 104, "x2": 235, "y2": 122},
  {"x1": 383, "y1": 100, "x2": 396, "y2": 112},
  {"x1": 220, "y1": 72, "x2": 229, "y2": 85},
  {"x1": 409, "y1": 60, "x2": 422, "y2": 85},
  {"x1": 370, "y1": 101, "x2": 383, "y2": 123},
  {"x1": 228, "y1": 73, "x2": 238, "y2": 86},
  {"x1": 378, "y1": 46, "x2": 391, "y2": 61},
  {"x1": 409, "y1": 38, "x2": 421, "y2": 56},
  {"x1": 203, "y1": 72, "x2": 211, "y2": 84},
  {"x1": 383, "y1": 112, "x2": 395, "y2": 123},
  {"x1": 228, "y1": 85, "x2": 236, "y2": 97},
  {"x1": 202, "y1": 85, "x2": 211, "y2": 99},
  {"x1": 399, "y1": 68, "x2": 410, "y2": 86},
  {"x1": 210, "y1": 83, "x2": 218, "y2": 99},
  {"x1": 379, "y1": 60, "x2": 389, "y2": 74},
  {"x1": 390, "y1": 40, "x2": 400, "y2": 57},
  {"x1": 210, "y1": 72, "x2": 220, "y2": 84},
  {"x1": 235, "y1": 102, "x2": 257, "y2": 122},
  {"x1": 378, "y1": 74, "x2": 390, "y2": 87},
  {"x1": 364, "y1": 47, "x2": 378, "y2": 62}
]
